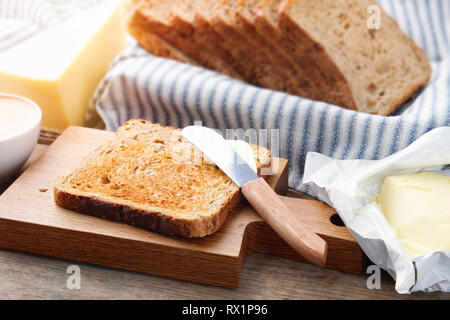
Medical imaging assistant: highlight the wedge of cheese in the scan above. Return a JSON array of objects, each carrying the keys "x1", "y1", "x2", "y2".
[
  {"x1": 0, "y1": 0, "x2": 127, "y2": 132},
  {"x1": 377, "y1": 172, "x2": 450, "y2": 258}
]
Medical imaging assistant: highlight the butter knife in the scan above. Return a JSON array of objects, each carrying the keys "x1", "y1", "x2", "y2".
[{"x1": 182, "y1": 125, "x2": 328, "y2": 267}]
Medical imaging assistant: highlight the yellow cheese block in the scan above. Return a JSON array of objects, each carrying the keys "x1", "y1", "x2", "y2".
[
  {"x1": 0, "y1": 0, "x2": 127, "y2": 133},
  {"x1": 377, "y1": 172, "x2": 450, "y2": 258}
]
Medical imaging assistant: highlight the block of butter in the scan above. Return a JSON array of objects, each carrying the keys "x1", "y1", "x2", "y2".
[
  {"x1": 377, "y1": 172, "x2": 450, "y2": 258},
  {"x1": 0, "y1": 0, "x2": 127, "y2": 133}
]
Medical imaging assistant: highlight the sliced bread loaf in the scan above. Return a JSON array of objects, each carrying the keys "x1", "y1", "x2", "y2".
[
  {"x1": 54, "y1": 120, "x2": 272, "y2": 238},
  {"x1": 194, "y1": 0, "x2": 259, "y2": 84},
  {"x1": 278, "y1": 0, "x2": 431, "y2": 114},
  {"x1": 126, "y1": 0, "x2": 431, "y2": 115}
]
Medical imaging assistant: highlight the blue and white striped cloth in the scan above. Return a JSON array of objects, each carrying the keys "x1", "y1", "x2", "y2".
[{"x1": 1, "y1": 0, "x2": 449, "y2": 195}]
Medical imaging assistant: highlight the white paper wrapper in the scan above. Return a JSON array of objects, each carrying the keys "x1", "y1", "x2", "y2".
[{"x1": 303, "y1": 127, "x2": 450, "y2": 293}]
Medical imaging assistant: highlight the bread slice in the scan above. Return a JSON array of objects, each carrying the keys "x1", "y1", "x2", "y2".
[
  {"x1": 54, "y1": 120, "x2": 272, "y2": 238},
  {"x1": 170, "y1": 0, "x2": 244, "y2": 80},
  {"x1": 254, "y1": 0, "x2": 357, "y2": 109},
  {"x1": 127, "y1": 10, "x2": 199, "y2": 65},
  {"x1": 129, "y1": 0, "x2": 240, "y2": 78},
  {"x1": 278, "y1": 0, "x2": 431, "y2": 115},
  {"x1": 193, "y1": 0, "x2": 257, "y2": 84},
  {"x1": 203, "y1": 0, "x2": 287, "y2": 91},
  {"x1": 231, "y1": 0, "x2": 309, "y2": 95}
]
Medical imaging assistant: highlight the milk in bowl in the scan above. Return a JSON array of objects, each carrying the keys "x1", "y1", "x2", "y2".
[{"x1": 0, "y1": 94, "x2": 41, "y2": 182}]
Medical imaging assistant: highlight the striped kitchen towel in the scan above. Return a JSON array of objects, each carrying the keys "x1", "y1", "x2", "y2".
[{"x1": 1, "y1": 0, "x2": 449, "y2": 195}]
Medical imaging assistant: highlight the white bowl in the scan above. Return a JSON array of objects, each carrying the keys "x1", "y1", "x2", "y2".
[{"x1": 0, "y1": 93, "x2": 42, "y2": 183}]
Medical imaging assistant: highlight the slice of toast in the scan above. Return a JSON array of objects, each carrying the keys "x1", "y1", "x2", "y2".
[
  {"x1": 54, "y1": 120, "x2": 272, "y2": 238},
  {"x1": 278, "y1": 0, "x2": 431, "y2": 115}
]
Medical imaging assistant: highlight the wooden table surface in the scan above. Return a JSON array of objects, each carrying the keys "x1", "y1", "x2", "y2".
[{"x1": 0, "y1": 144, "x2": 447, "y2": 300}]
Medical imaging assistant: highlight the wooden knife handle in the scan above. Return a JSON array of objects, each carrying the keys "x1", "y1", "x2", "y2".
[{"x1": 242, "y1": 177, "x2": 328, "y2": 267}]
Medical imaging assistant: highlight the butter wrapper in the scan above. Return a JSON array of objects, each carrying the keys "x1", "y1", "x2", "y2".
[{"x1": 303, "y1": 127, "x2": 450, "y2": 293}]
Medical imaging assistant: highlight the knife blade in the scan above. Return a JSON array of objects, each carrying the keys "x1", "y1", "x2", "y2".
[
  {"x1": 182, "y1": 125, "x2": 328, "y2": 267},
  {"x1": 181, "y1": 125, "x2": 259, "y2": 187}
]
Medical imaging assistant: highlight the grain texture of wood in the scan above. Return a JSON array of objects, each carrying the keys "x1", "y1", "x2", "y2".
[
  {"x1": 0, "y1": 250, "x2": 446, "y2": 299},
  {"x1": 39, "y1": 130, "x2": 59, "y2": 145},
  {"x1": 242, "y1": 177, "x2": 328, "y2": 267},
  {"x1": 0, "y1": 144, "x2": 447, "y2": 299},
  {"x1": 0, "y1": 126, "x2": 363, "y2": 289}
]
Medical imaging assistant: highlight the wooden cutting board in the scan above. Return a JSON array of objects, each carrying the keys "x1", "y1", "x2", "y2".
[{"x1": 0, "y1": 126, "x2": 364, "y2": 288}]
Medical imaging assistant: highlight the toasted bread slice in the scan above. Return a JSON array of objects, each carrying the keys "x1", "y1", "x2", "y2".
[{"x1": 54, "y1": 120, "x2": 272, "y2": 238}]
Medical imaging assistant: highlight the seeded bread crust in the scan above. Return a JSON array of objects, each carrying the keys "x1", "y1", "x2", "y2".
[{"x1": 54, "y1": 120, "x2": 272, "y2": 238}]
